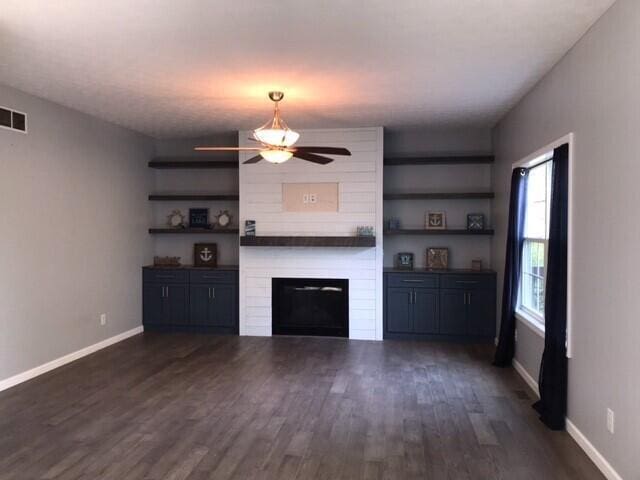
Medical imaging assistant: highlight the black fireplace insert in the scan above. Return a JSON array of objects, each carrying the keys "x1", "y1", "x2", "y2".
[{"x1": 272, "y1": 278, "x2": 348, "y2": 337}]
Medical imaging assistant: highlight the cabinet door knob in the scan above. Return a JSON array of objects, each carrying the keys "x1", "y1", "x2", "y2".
[{"x1": 212, "y1": 287, "x2": 216, "y2": 299}]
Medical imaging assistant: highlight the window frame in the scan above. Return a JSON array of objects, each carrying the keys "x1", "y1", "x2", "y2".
[{"x1": 518, "y1": 159, "x2": 553, "y2": 331}]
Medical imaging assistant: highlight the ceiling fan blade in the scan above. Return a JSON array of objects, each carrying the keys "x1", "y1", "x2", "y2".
[
  {"x1": 291, "y1": 146, "x2": 351, "y2": 156},
  {"x1": 292, "y1": 151, "x2": 334, "y2": 165},
  {"x1": 243, "y1": 155, "x2": 263, "y2": 164},
  {"x1": 194, "y1": 146, "x2": 261, "y2": 151}
]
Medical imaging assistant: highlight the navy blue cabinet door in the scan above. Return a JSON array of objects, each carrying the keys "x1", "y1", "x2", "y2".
[
  {"x1": 211, "y1": 285, "x2": 236, "y2": 327},
  {"x1": 386, "y1": 287, "x2": 412, "y2": 333},
  {"x1": 189, "y1": 285, "x2": 211, "y2": 325},
  {"x1": 413, "y1": 289, "x2": 439, "y2": 334},
  {"x1": 439, "y1": 289, "x2": 467, "y2": 335},
  {"x1": 166, "y1": 285, "x2": 189, "y2": 325},
  {"x1": 143, "y1": 284, "x2": 165, "y2": 325},
  {"x1": 467, "y1": 289, "x2": 496, "y2": 338}
]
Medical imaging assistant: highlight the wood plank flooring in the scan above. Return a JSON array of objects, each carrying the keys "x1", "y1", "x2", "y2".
[{"x1": 0, "y1": 334, "x2": 603, "y2": 479}]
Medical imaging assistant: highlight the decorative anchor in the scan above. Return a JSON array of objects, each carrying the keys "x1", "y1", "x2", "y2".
[{"x1": 200, "y1": 247, "x2": 213, "y2": 262}]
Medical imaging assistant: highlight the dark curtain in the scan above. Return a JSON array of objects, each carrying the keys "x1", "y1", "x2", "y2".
[
  {"x1": 493, "y1": 168, "x2": 529, "y2": 367},
  {"x1": 533, "y1": 143, "x2": 569, "y2": 430}
]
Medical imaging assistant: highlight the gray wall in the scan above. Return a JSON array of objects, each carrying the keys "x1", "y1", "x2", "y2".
[
  {"x1": 0, "y1": 84, "x2": 154, "y2": 382},
  {"x1": 491, "y1": 0, "x2": 639, "y2": 477},
  {"x1": 384, "y1": 128, "x2": 493, "y2": 268}
]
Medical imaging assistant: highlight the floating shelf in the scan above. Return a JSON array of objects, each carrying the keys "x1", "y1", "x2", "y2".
[
  {"x1": 240, "y1": 236, "x2": 376, "y2": 247},
  {"x1": 149, "y1": 228, "x2": 239, "y2": 234},
  {"x1": 383, "y1": 192, "x2": 494, "y2": 200},
  {"x1": 384, "y1": 155, "x2": 494, "y2": 166},
  {"x1": 384, "y1": 229, "x2": 494, "y2": 236},
  {"x1": 149, "y1": 157, "x2": 238, "y2": 169},
  {"x1": 148, "y1": 193, "x2": 239, "y2": 201}
]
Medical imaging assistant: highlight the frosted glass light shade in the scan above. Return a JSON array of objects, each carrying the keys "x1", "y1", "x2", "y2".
[
  {"x1": 253, "y1": 128, "x2": 300, "y2": 147},
  {"x1": 260, "y1": 149, "x2": 293, "y2": 164}
]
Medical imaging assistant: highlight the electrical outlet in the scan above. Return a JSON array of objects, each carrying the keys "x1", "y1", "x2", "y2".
[
  {"x1": 302, "y1": 194, "x2": 309, "y2": 204},
  {"x1": 100, "y1": 313, "x2": 107, "y2": 326},
  {"x1": 606, "y1": 408, "x2": 615, "y2": 434},
  {"x1": 309, "y1": 193, "x2": 317, "y2": 204}
]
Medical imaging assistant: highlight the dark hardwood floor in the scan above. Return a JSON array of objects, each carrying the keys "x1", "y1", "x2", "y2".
[{"x1": 0, "y1": 334, "x2": 603, "y2": 480}]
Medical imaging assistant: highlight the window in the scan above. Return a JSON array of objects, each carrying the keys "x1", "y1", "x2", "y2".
[{"x1": 519, "y1": 159, "x2": 553, "y2": 326}]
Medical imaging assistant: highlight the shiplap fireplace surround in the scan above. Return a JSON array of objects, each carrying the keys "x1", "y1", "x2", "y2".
[{"x1": 238, "y1": 128, "x2": 384, "y2": 340}]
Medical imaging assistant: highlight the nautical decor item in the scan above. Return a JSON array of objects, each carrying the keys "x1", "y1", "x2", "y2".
[
  {"x1": 245, "y1": 220, "x2": 256, "y2": 236},
  {"x1": 215, "y1": 210, "x2": 232, "y2": 228},
  {"x1": 194, "y1": 243, "x2": 217, "y2": 268},
  {"x1": 189, "y1": 208, "x2": 210, "y2": 229},
  {"x1": 426, "y1": 211, "x2": 446, "y2": 230},
  {"x1": 396, "y1": 252, "x2": 414, "y2": 270},
  {"x1": 426, "y1": 247, "x2": 449, "y2": 270},
  {"x1": 167, "y1": 210, "x2": 186, "y2": 228},
  {"x1": 153, "y1": 256, "x2": 181, "y2": 267},
  {"x1": 467, "y1": 213, "x2": 485, "y2": 231}
]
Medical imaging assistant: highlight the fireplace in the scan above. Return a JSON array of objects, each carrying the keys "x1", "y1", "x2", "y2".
[{"x1": 272, "y1": 278, "x2": 349, "y2": 337}]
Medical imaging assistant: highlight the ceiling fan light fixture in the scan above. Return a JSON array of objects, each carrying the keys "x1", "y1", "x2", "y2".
[
  {"x1": 253, "y1": 127, "x2": 300, "y2": 147},
  {"x1": 260, "y1": 149, "x2": 293, "y2": 164}
]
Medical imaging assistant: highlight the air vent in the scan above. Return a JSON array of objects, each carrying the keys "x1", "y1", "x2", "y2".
[{"x1": 0, "y1": 106, "x2": 27, "y2": 133}]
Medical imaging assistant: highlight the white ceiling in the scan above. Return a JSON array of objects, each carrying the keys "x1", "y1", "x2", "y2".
[{"x1": 1, "y1": 0, "x2": 615, "y2": 139}]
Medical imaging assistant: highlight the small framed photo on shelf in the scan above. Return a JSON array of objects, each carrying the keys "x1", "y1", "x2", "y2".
[
  {"x1": 194, "y1": 243, "x2": 217, "y2": 268},
  {"x1": 426, "y1": 247, "x2": 449, "y2": 270},
  {"x1": 189, "y1": 208, "x2": 210, "y2": 229},
  {"x1": 385, "y1": 218, "x2": 401, "y2": 231},
  {"x1": 426, "y1": 211, "x2": 446, "y2": 230},
  {"x1": 395, "y1": 252, "x2": 414, "y2": 270},
  {"x1": 471, "y1": 259, "x2": 483, "y2": 271},
  {"x1": 467, "y1": 213, "x2": 485, "y2": 231},
  {"x1": 245, "y1": 220, "x2": 256, "y2": 236}
]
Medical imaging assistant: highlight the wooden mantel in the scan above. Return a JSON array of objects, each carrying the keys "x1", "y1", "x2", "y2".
[{"x1": 240, "y1": 236, "x2": 376, "y2": 247}]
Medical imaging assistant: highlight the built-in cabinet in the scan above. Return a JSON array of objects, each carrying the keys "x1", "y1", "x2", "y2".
[
  {"x1": 384, "y1": 270, "x2": 496, "y2": 341},
  {"x1": 143, "y1": 267, "x2": 238, "y2": 333}
]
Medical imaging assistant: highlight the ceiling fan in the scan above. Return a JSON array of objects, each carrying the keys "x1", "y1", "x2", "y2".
[{"x1": 194, "y1": 91, "x2": 351, "y2": 165}]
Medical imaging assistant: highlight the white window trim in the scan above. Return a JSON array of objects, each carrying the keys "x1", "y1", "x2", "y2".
[
  {"x1": 516, "y1": 308, "x2": 546, "y2": 338},
  {"x1": 512, "y1": 133, "x2": 574, "y2": 357}
]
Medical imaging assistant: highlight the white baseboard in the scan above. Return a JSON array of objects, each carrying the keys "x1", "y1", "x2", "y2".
[
  {"x1": 0, "y1": 326, "x2": 143, "y2": 393},
  {"x1": 566, "y1": 419, "x2": 624, "y2": 480},
  {"x1": 512, "y1": 358, "x2": 540, "y2": 397},
  {"x1": 512, "y1": 359, "x2": 623, "y2": 480}
]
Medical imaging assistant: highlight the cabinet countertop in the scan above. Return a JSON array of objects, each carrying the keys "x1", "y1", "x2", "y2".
[
  {"x1": 384, "y1": 267, "x2": 496, "y2": 275},
  {"x1": 143, "y1": 265, "x2": 239, "y2": 271}
]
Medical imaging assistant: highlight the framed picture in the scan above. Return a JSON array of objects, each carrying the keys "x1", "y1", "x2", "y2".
[
  {"x1": 189, "y1": 208, "x2": 210, "y2": 229},
  {"x1": 194, "y1": 243, "x2": 217, "y2": 268},
  {"x1": 245, "y1": 220, "x2": 256, "y2": 236},
  {"x1": 467, "y1": 213, "x2": 485, "y2": 231},
  {"x1": 395, "y1": 252, "x2": 414, "y2": 270},
  {"x1": 471, "y1": 259, "x2": 483, "y2": 271},
  {"x1": 426, "y1": 211, "x2": 446, "y2": 230},
  {"x1": 426, "y1": 247, "x2": 449, "y2": 270},
  {"x1": 385, "y1": 218, "x2": 401, "y2": 231}
]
